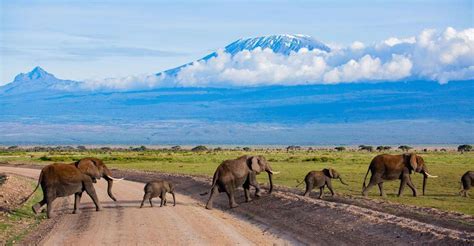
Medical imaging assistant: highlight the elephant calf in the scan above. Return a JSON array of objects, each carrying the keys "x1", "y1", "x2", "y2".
[
  {"x1": 460, "y1": 171, "x2": 473, "y2": 197},
  {"x1": 140, "y1": 180, "x2": 176, "y2": 208},
  {"x1": 297, "y1": 168, "x2": 348, "y2": 198}
]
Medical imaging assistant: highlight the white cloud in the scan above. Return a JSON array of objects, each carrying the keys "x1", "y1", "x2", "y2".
[
  {"x1": 172, "y1": 27, "x2": 473, "y2": 87},
  {"x1": 350, "y1": 41, "x2": 365, "y2": 50},
  {"x1": 82, "y1": 73, "x2": 166, "y2": 90},
  {"x1": 85, "y1": 27, "x2": 474, "y2": 89}
]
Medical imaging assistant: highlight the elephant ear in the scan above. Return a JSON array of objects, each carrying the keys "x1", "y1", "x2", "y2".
[
  {"x1": 248, "y1": 156, "x2": 262, "y2": 173},
  {"x1": 76, "y1": 159, "x2": 101, "y2": 179},
  {"x1": 328, "y1": 168, "x2": 335, "y2": 178},
  {"x1": 409, "y1": 154, "x2": 418, "y2": 171}
]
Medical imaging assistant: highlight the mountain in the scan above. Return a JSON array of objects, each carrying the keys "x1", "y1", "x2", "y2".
[
  {"x1": 161, "y1": 34, "x2": 330, "y2": 76},
  {"x1": 0, "y1": 66, "x2": 81, "y2": 95}
]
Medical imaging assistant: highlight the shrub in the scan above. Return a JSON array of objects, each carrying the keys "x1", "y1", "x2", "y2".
[
  {"x1": 359, "y1": 145, "x2": 374, "y2": 152},
  {"x1": 398, "y1": 145, "x2": 413, "y2": 152},
  {"x1": 192, "y1": 145, "x2": 208, "y2": 152},
  {"x1": 335, "y1": 146, "x2": 346, "y2": 152},
  {"x1": 458, "y1": 144, "x2": 472, "y2": 153}
]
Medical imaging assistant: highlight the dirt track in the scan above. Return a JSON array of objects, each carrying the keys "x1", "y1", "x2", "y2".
[
  {"x1": 1, "y1": 165, "x2": 473, "y2": 245},
  {"x1": 0, "y1": 166, "x2": 288, "y2": 245}
]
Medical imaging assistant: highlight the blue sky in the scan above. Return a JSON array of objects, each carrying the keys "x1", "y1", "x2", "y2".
[{"x1": 1, "y1": 0, "x2": 472, "y2": 84}]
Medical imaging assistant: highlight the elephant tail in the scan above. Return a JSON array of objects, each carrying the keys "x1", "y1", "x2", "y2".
[
  {"x1": 200, "y1": 171, "x2": 219, "y2": 196},
  {"x1": 295, "y1": 179, "x2": 304, "y2": 187},
  {"x1": 362, "y1": 166, "x2": 371, "y2": 190},
  {"x1": 18, "y1": 169, "x2": 43, "y2": 205}
]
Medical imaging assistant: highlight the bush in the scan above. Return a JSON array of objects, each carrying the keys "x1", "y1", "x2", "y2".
[
  {"x1": 39, "y1": 156, "x2": 52, "y2": 161},
  {"x1": 242, "y1": 147, "x2": 251, "y2": 151},
  {"x1": 303, "y1": 156, "x2": 334, "y2": 162},
  {"x1": 335, "y1": 146, "x2": 346, "y2": 152},
  {"x1": 359, "y1": 145, "x2": 374, "y2": 152},
  {"x1": 171, "y1": 145, "x2": 181, "y2": 151},
  {"x1": 458, "y1": 144, "x2": 472, "y2": 153},
  {"x1": 192, "y1": 145, "x2": 208, "y2": 152},
  {"x1": 398, "y1": 145, "x2": 413, "y2": 152},
  {"x1": 377, "y1": 146, "x2": 392, "y2": 151}
]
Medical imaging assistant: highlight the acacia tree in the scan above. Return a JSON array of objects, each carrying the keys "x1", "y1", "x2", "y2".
[
  {"x1": 359, "y1": 145, "x2": 374, "y2": 152},
  {"x1": 335, "y1": 146, "x2": 346, "y2": 152},
  {"x1": 398, "y1": 145, "x2": 413, "y2": 152},
  {"x1": 458, "y1": 144, "x2": 472, "y2": 153}
]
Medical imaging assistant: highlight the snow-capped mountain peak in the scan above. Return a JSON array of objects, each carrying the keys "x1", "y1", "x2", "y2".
[
  {"x1": 13, "y1": 66, "x2": 56, "y2": 82},
  {"x1": 1, "y1": 67, "x2": 81, "y2": 95},
  {"x1": 225, "y1": 34, "x2": 330, "y2": 55},
  {"x1": 163, "y1": 34, "x2": 330, "y2": 76}
]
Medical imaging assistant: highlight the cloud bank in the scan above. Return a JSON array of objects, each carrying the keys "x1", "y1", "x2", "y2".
[{"x1": 85, "y1": 27, "x2": 474, "y2": 89}]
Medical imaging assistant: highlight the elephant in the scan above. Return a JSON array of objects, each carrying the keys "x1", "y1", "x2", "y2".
[
  {"x1": 460, "y1": 171, "x2": 473, "y2": 197},
  {"x1": 140, "y1": 180, "x2": 176, "y2": 208},
  {"x1": 25, "y1": 157, "x2": 122, "y2": 218},
  {"x1": 204, "y1": 155, "x2": 279, "y2": 209},
  {"x1": 362, "y1": 153, "x2": 437, "y2": 197},
  {"x1": 297, "y1": 168, "x2": 348, "y2": 198}
]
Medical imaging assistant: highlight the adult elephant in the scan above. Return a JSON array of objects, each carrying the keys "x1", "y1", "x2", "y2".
[
  {"x1": 362, "y1": 153, "x2": 437, "y2": 197},
  {"x1": 26, "y1": 157, "x2": 122, "y2": 218},
  {"x1": 204, "y1": 155, "x2": 279, "y2": 209}
]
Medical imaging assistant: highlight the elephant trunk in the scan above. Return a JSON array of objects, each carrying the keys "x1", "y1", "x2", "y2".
[
  {"x1": 103, "y1": 168, "x2": 119, "y2": 201},
  {"x1": 421, "y1": 168, "x2": 438, "y2": 196},
  {"x1": 339, "y1": 177, "x2": 348, "y2": 186}
]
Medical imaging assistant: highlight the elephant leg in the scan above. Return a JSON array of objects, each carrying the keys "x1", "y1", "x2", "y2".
[
  {"x1": 84, "y1": 182, "x2": 101, "y2": 211},
  {"x1": 248, "y1": 172, "x2": 262, "y2": 197},
  {"x1": 406, "y1": 176, "x2": 418, "y2": 197},
  {"x1": 243, "y1": 181, "x2": 252, "y2": 202},
  {"x1": 73, "y1": 192, "x2": 83, "y2": 214},
  {"x1": 32, "y1": 198, "x2": 47, "y2": 214},
  {"x1": 318, "y1": 186, "x2": 325, "y2": 199},
  {"x1": 205, "y1": 186, "x2": 218, "y2": 210},
  {"x1": 46, "y1": 195, "x2": 56, "y2": 219},
  {"x1": 226, "y1": 185, "x2": 238, "y2": 208},
  {"x1": 398, "y1": 177, "x2": 408, "y2": 197},
  {"x1": 378, "y1": 183, "x2": 386, "y2": 197},
  {"x1": 362, "y1": 175, "x2": 381, "y2": 197},
  {"x1": 303, "y1": 180, "x2": 313, "y2": 197},
  {"x1": 140, "y1": 193, "x2": 151, "y2": 208},
  {"x1": 327, "y1": 183, "x2": 335, "y2": 197},
  {"x1": 318, "y1": 186, "x2": 324, "y2": 199},
  {"x1": 160, "y1": 191, "x2": 166, "y2": 207}
]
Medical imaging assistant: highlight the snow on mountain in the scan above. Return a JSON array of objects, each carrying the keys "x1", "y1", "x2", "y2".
[
  {"x1": 223, "y1": 34, "x2": 330, "y2": 56},
  {"x1": 161, "y1": 34, "x2": 330, "y2": 76},
  {"x1": 0, "y1": 66, "x2": 81, "y2": 94}
]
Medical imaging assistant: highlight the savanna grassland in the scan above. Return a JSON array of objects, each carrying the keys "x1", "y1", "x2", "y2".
[{"x1": 0, "y1": 148, "x2": 472, "y2": 215}]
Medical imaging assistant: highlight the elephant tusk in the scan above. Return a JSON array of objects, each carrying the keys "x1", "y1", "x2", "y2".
[
  {"x1": 269, "y1": 170, "x2": 280, "y2": 175},
  {"x1": 424, "y1": 172, "x2": 438, "y2": 178},
  {"x1": 105, "y1": 174, "x2": 124, "y2": 181}
]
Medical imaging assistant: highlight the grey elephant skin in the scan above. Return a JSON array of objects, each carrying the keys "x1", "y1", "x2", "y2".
[
  {"x1": 140, "y1": 180, "x2": 176, "y2": 207},
  {"x1": 362, "y1": 153, "x2": 437, "y2": 197},
  {"x1": 460, "y1": 171, "x2": 473, "y2": 197},
  {"x1": 204, "y1": 155, "x2": 278, "y2": 209},
  {"x1": 26, "y1": 157, "x2": 121, "y2": 218},
  {"x1": 298, "y1": 168, "x2": 348, "y2": 198}
]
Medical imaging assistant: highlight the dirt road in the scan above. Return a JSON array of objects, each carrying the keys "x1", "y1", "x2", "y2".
[
  {"x1": 0, "y1": 166, "x2": 288, "y2": 245},
  {"x1": 1, "y1": 165, "x2": 473, "y2": 245}
]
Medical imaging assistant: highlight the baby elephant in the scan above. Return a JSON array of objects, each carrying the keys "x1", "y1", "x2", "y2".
[
  {"x1": 140, "y1": 180, "x2": 176, "y2": 208},
  {"x1": 297, "y1": 168, "x2": 348, "y2": 198},
  {"x1": 460, "y1": 171, "x2": 473, "y2": 197}
]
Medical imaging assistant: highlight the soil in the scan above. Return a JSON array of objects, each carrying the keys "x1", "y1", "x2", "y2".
[
  {"x1": 1, "y1": 164, "x2": 473, "y2": 245},
  {"x1": 0, "y1": 173, "x2": 36, "y2": 244}
]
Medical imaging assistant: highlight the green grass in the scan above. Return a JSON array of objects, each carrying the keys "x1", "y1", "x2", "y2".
[
  {"x1": 1, "y1": 149, "x2": 473, "y2": 215},
  {"x1": 1, "y1": 180, "x2": 45, "y2": 245}
]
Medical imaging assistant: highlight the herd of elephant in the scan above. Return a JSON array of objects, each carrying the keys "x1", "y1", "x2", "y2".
[{"x1": 23, "y1": 154, "x2": 473, "y2": 219}]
